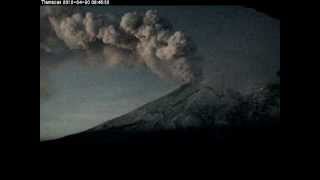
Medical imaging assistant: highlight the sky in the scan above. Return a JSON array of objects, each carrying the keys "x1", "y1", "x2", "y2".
[{"x1": 40, "y1": 6, "x2": 280, "y2": 140}]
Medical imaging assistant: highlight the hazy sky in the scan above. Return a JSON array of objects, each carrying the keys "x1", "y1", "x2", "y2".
[{"x1": 40, "y1": 6, "x2": 280, "y2": 140}]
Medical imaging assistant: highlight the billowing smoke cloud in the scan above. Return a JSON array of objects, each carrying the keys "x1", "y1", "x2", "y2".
[{"x1": 41, "y1": 7, "x2": 202, "y2": 83}]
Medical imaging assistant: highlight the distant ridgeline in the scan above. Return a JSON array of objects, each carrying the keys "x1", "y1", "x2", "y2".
[{"x1": 42, "y1": 72, "x2": 280, "y2": 144}]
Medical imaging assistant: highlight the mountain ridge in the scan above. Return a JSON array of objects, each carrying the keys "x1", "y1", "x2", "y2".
[
  {"x1": 42, "y1": 80, "x2": 280, "y2": 144},
  {"x1": 87, "y1": 81, "x2": 223, "y2": 132}
]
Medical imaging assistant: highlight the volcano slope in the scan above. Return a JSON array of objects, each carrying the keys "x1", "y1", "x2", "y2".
[{"x1": 42, "y1": 81, "x2": 280, "y2": 145}]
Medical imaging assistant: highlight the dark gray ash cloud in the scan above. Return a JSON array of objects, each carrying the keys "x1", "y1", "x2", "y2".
[{"x1": 40, "y1": 6, "x2": 202, "y2": 87}]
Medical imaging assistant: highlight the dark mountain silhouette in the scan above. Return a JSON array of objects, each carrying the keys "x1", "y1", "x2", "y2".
[{"x1": 42, "y1": 81, "x2": 280, "y2": 145}]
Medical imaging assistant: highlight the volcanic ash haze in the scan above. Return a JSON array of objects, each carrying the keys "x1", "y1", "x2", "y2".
[
  {"x1": 40, "y1": 6, "x2": 204, "y2": 140},
  {"x1": 40, "y1": 6, "x2": 203, "y2": 85},
  {"x1": 40, "y1": 6, "x2": 279, "y2": 141}
]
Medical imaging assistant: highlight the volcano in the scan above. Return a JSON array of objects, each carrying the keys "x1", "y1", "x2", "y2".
[{"x1": 42, "y1": 82, "x2": 280, "y2": 144}]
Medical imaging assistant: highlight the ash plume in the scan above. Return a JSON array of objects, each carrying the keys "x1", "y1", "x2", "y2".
[{"x1": 40, "y1": 7, "x2": 202, "y2": 83}]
